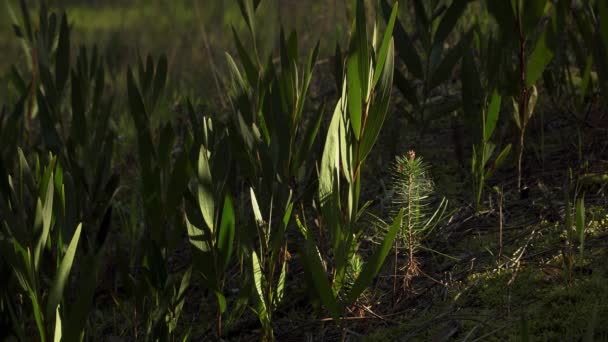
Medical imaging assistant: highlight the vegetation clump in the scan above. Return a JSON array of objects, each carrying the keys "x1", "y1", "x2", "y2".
[{"x1": 1, "y1": 0, "x2": 608, "y2": 340}]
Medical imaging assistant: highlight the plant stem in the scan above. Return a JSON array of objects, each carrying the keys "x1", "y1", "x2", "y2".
[
  {"x1": 516, "y1": 1, "x2": 528, "y2": 193},
  {"x1": 498, "y1": 188, "x2": 503, "y2": 266},
  {"x1": 407, "y1": 167, "x2": 414, "y2": 279}
]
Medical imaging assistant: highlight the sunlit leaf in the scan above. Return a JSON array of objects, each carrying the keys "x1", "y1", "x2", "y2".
[
  {"x1": 252, "y1": 250, "x2": 266, "y2": 313},
  {"x1": 198, "y1": 146, "x2": 215, "y2": 232},
  {"x1": 46, "y1": 223, "x2": 82, "y2": 319},
  {"x1": 526, "y1": 30, "x2": 554, "y2": 86},
  {"x1": 347, "y1": 209, "x2": 403, "y2": 303},
  {"x1": 34, "y1": 176, "x2": 54, "y2": 272},
  {"x1": 53, "y1": 305, "x2": 62, "y2": 342},
  {"x1": 484, "y1": 91, "x2": 501, "y2": 143},
  {"x1": 373, "y1": 1, "x2": 398, "y2": 86},
  {"x1": 360, "y1": 40, "x2": 394, "y2": 161}
]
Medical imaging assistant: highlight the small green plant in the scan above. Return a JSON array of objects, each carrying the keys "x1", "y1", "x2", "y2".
[
  {"x1": 487, "y1": 0, "x2": 555, "y2": 192},
  {"x1": 562, "y1": 171, "x2": 587, "y2": 279},
  {"x1": 126, "y1": 55, "x2": 193, "y2": 340},
  {"x1": 389, "y1": 151, "x2": 449, "y2": 289},
  {"x1": 248, "y1": 188, "x2": 293, "y2": 341},
  {"x1": 184, "y1": 116, "x2": 241, "y2": 338},
  {"x1": 299, "y1": 0, "x2": 402, "y2": 324},
  {"x1": 0, "y1": 153, "x2": 94, "y2": 341},
  {"x1": 470, "y1": 92, "x2": 511, "y2": 212}
]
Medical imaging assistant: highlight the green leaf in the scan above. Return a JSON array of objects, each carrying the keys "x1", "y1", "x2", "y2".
[
  {"x1": 53, "y1": 305, "x2": 62, "y2": 342},
  {"x1": 30, "y1": 292, "x2": 46, "y2": 342},
  {"x1": 236, "y1": 0, "x2": 257, "y2": 38},
  {"x1": 198, "y1": 146, "x2": 215, "y2": 232},
  {"x1": 185, "y1": 210, "x2": 208, "y2": 252},
  {"x1": 34, "y1": 176, "x2": 54, "y2": 272},
  {"x1": 232, "y1": 26, "x2": 258, "y2": 86},
  {"x1": 525, "y1": 29, "x2": 554, "y2": 86},
  {"x1": 175, "y1": 267, "x2": 192, "y2": 320},
  {"x1": 512, "y1": 97, "x2": 521, "y2": 129},
  {"x1": 275, "y1": 259, "x2": 287, "y2": 307},
  {"x1": 360, "y1": 39, "x2": 394, "y2": 161},
  {"x1": 217, "y1": 194, "x2": 235, "y2": 270},
  {"x1": 525, "y1": 84, "x2": 538, "y2": 124},
  {"x1": 319, "y1": 97, "x2": 343, "y2": 201},
  {"x1": 434, "y1": 0, "x2": 468, "y2": 48},
  {"x1": 484, "y1": 144, "x2": 511, "y2": 179},
  {"x1": 347, "y1": 50, "x2": 363, "y2": 140},
  {"x1": 373, "y1": 1, "x2": 398, "y2": 86},
  {"x1": 215, "y1": 290, "x2": 227, "y2": 314},
  {"x1": 484, "y1": 91, "x2": 502, "y2": 142},
  {"x1": 347, "y1": 209, "x2": 403, "y2": 304},
  {"x1": 250, "y1": 188, "x2": 264, "y2": 227},
  {"x1": 252, "y1": 250, "x2": 266, "y2": 313},
  {"x1": 46, "y1": 223, "x2": 82, "y2": 319},
  {"x1": 354, "y1": 0, "x2": 370, "y2": 99},
  {"x1": 63, "y1": 254, "x2": 99, "y2": 341},
  {"x1": 299, "y1": 39, "x2": 320, "y2": 113},
  {"x1": 302, "y1": 234, "x2": 340, "y2": 322}
]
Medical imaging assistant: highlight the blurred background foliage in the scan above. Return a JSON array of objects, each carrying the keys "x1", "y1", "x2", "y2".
[{"x1": 2, "y1": 0, "x2": 356, "y2": 100}]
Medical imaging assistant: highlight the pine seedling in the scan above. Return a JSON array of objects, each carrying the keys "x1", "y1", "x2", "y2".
[{"x1": 389, "y1": 151, "x2": 448, "y2": 289}]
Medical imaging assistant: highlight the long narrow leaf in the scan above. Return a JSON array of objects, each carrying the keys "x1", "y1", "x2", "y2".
[
  {"x1": 198, "y1": 146, "x2": 215, "y2": 232},
  {"x1": 302, "y1": 235, "x2": 340, "y2": 322},
  {"x1": 46, "y1": 223, "x2": 82, "y2": 319},
  {"x1": 34, "y1": 176, "x2": 54, "y2": 272},
  {"x1": 347, "y1": 209, "x2": 403, "y2": 303},
  {"x1": 373, "y1": 1, "x2": 398, "y2": 86},
  {"x1": 484, "y1": 91, "x2": 502, "y2": 142},
  {"x1": 217, "y1": 194, "x2": 235, "y2": 270},
  {"x1": 526, "y1": 30, "x2": 554, "y2": 86}
]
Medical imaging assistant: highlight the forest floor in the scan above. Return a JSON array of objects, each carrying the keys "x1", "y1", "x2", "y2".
[{"x1": 164, "y1": 64, "x2": 608, "y2": 340}]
